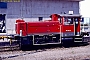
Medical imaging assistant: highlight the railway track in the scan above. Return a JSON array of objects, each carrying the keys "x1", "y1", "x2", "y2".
[
  {"x1": 0, "y1": 45, "x2": 19, "y2": 52},
  {"x1": 0, "y1": 36, "x2": 20, "y2": 52},
  {"x1": 1, "y1": 44, "x2": 90, "y2": 60}
]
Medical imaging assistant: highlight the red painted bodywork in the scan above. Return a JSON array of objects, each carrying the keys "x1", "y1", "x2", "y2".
[
  {"x1": 62, "y1": 25, "x2": 74, "y2": 32},
  {"x1": 16, "y1": 19, "x2": 25, "y2": 23},
  {"x1": 16, "y1": 22, "x2": 27, "y2": 36},
  {"x1": 27, "y1": 21, "x2": 60, "y2": 34},
  {"x1": 15, "y1": 14, "x2": 80, "y2": 36}
]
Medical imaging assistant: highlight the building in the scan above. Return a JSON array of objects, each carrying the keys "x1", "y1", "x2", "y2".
[
  {"x1": 81, "y1": 17, "x2": 90, "y2": 33},
  {"x1": 0, "y1": 0, "x2": 82, "y2": 34}
]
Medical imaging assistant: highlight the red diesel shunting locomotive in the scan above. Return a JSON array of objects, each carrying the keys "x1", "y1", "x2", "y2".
[{"x1": 15, "y1": 14, "x2": 83, "y2": 49}]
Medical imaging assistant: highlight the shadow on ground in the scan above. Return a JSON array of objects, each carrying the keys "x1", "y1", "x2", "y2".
[
  {"x1": 83, "y1": 59, "x2": 90, "y2": 60},
  {"x1": 21, "y1": 42, "x2": 89, "y2": 51}
]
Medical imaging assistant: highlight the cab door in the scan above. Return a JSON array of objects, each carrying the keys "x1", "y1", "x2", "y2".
[
  {"x1": 62, "y1": 17, "x2": 74, "y2": 37},
  {"x1": 74, "y1": 17, "x2": 81, "y2": 35}
]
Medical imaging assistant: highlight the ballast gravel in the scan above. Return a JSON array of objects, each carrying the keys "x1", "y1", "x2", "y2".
[{"x1": 0, "y1": 45, "x2": 90, "y2": 60}]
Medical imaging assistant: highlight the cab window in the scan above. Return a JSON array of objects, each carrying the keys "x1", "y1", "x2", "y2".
[{"x1": 64, "y1": 17, "x2": 74, "y2": 25}]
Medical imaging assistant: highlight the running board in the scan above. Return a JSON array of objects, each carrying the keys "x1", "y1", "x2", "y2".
[
  {"x1": 74, "y1": 41, "x2": 82, "y2": 42},
  {"x1": 33, "y1": 42, "x2": 61, "y2": 45},
  {"x1": 75, "y1": 38, "x2": 82, "y2": 39}
]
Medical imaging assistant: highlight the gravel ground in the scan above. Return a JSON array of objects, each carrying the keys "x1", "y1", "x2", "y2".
[{"x1": 0, "y1": 45, "x2": 90, "y2": 60}]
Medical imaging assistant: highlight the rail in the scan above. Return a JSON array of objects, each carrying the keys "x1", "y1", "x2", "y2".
[
  {"x1": 0, "y1": 35, "x2": 20, "y2": 52},
  {"x1": 0, "y1": 45, "x2": 19, "y2": 52}
]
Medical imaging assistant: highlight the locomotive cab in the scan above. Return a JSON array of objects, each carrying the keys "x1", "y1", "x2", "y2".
[
  {"x1": 61, "y1": 14, "x2": 81, "y2": 35},
  {"x1": 59, "y1": 14, "x2": 82, "y2": 42}
]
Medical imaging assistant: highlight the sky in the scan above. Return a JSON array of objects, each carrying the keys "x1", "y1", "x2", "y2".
[
  {"x1": 80, "y1": 0, "x2": 90, "y2": 24},
  {"x1": 80, "y1": 0, "x2": 90, "y2": 17}
]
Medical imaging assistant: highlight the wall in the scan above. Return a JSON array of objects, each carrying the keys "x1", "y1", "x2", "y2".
[{"x1": 7, "y1": 0, "x2": 80, "y2": 18}]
